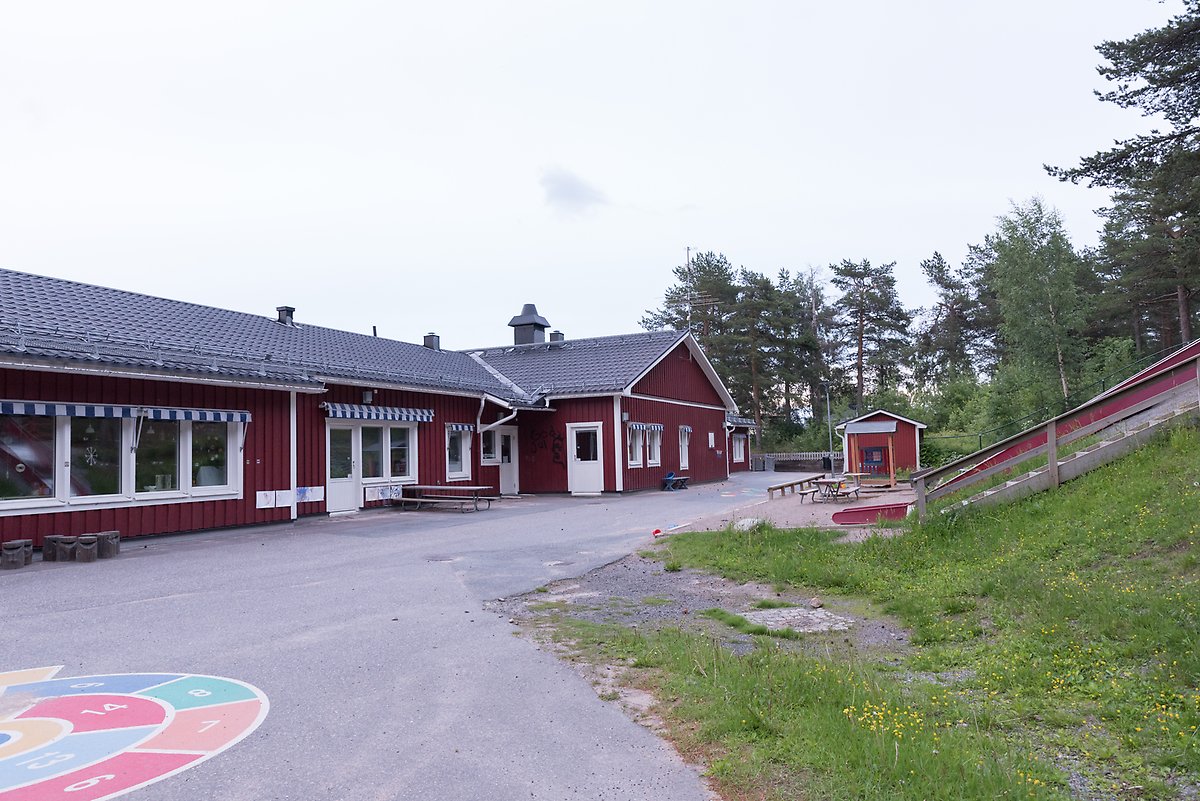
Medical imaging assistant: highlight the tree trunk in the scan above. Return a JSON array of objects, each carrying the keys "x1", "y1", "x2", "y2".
[
  {"x1": 855, "y1": 303, "x2": 865, "y2": 409},
  {"x1": 1178, "y1": 284, "x2": 1193, "y2": 344},
  {"x1": 750, "y1": 352, "x2": 762, "y2": 448}
]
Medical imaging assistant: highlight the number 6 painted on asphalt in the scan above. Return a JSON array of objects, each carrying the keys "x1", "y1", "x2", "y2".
[{"x1": 65, "y1": 775, "x2": 116, "y2": 792}]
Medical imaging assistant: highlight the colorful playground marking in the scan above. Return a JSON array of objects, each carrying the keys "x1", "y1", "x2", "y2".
[{"x1": 0, "y1": 666, "x2": 267, "y2": 800}]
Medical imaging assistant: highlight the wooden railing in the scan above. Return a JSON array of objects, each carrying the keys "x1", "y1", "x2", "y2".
[{"x1": 913, "y1": 345, "x2": 1200, "y2": 519}]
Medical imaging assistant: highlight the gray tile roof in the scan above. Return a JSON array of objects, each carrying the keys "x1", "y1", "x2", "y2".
[
  {"x1": 467, "y1": 330, "x2": 685, "y2": 396},
  {"x1": 0, "y1": 269, "x2": 722, "y2": 408},
  {"x1": 0, "y1": 269, "x2": 519, "y2": 399}
]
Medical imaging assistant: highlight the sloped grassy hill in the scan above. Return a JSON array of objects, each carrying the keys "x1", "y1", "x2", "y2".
[{"x1": 635, "y1": 425, "x2": 1200, "y2": 800}]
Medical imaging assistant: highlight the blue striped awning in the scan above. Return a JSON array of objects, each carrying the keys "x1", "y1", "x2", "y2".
[
  {"x1": 1, "y1": 401, "x2": 137, "y2": 418},
  {"x1": 628, "y1": 422, "x2": 664, "y2": 431},
  {"x1": 446, "y1": 422, "x2": 475, "y2": 432},
  {"x1": 2, "y1": 401, "x2": 251, "y2": 423},
  {"x1": 679, "y1": 425, "x2": 693, "y2": 433},
  {"x1": 321, "y1": 403, "x2": 434, "y2": 422},
  {"x1": 141, "y1": 407, "x2": 251, "y2": 423}
]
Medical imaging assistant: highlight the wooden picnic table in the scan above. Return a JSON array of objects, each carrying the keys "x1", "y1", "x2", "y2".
[
  {"x1": 399, "y1": 484, "x2": 498, "y2": 512},
  {"x1": 814, "y1": 477, "x2": 861, "y2": 500}
]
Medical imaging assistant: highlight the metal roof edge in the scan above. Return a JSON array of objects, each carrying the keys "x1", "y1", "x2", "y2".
[{"x1": 0, "y1": 355, "x2": 326, "y2": 394}]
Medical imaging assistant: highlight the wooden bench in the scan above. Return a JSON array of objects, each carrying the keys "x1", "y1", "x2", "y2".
[
  {"x1": 767, "y1": 474, "x2": 824, "y2": 499},
  {"x1": 662, "y1": 473, "x2": 690, "y2": 491},
  {"x1": 399, "y1": 496, "x2": 492, "y2": 513},
  {"x1": 798, "y1": 487, "x2": 819, "y2": 502},
  {"x1": 833, "y1": 483, "x2": 861, "y2": 501}
]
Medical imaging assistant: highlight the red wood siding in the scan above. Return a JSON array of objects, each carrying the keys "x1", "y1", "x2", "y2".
[
  {"x1": 845, "y1": 413, "x2": 920, "y2": 474},
  {"x1": 517, "y1": 398, "x2": 616, "y2": 493},
  {"x1": 620, "y1": 397, "x2": 728, "y2": 491},
  {"x1": 631, "y1": 343, "x2": 725, "y2": 406},
  {"x1": 295, "y1": 385, "x2": 489, "y2": 514},
  {"x1": 0, "y1": 367, "x2": 293, "y2": 546}
]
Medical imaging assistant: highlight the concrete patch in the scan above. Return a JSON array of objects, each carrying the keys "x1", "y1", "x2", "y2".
[{"x1": 741, "y1": 606, "x2": 853, "y2": 633}]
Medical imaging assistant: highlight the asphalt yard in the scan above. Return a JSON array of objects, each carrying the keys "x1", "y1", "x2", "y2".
[{"x1": 0, "y1": 472, "x2": 779, "y2": 801}]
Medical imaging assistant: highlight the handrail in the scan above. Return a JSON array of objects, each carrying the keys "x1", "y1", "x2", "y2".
[
  {"x1": 912, "y1": 347, "x2": 1200, "y2": 490},
  {"x1": 922, "y1": 341, "x2": 1190, "y2": 452}
]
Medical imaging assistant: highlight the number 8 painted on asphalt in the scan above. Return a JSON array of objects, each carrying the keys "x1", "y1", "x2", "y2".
[
  {"x1": 187, "y1": 689, "x2": 212, "y2": 697},
  {"x1": 64, "y1": 775, "x2": 116, "y2": 792}
]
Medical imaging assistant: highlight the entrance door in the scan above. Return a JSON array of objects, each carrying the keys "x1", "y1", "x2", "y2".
[
  {"x1": 497, "y1": 426, "x2": 519, "y2": 496},
  {"x1": 327, "y1": 425, "x2": 360, "y2": 513},
  {"x1": 566, "y1": 422, "x2": 604, "y2": 495}
]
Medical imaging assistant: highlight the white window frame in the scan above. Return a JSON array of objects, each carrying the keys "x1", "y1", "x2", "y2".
[
  {"x1": 358, "y1": 423, "x2": 419, "y2": 486},
  {"x1": 679, "y1": 427, "x2": 691, "y2": 471},
  {"x1": 0, "y1": 413, "x2": 243, "y2": 515},
  {"x1": 446, "y1": 426, "x2": 473, "y2": 481},
  {"x1": 480, "y1": 429, "x2": 499, "y2": 466},
  {"x1": 646, "y1": 428, "x2": 662, "y2": 467},
  {"x1": 626, "y1": 427, "x2": 644, "y2": 468},
  {"x1": 732, "y1": 433, "x2": 747, "y2": 463}
]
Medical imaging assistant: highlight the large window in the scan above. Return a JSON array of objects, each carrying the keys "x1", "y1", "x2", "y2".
[
  {"x1": 0, "y1": 415, "x2": 56, "y2": 499},
  {"x1": 646, "y1": 428, "x2": 662, "y2": 467},
  {"x1": 0, "y1": 408, "x2": 242, "y2": 510},
  {"x1": 192, "y1": 422, "x2": 229, "y2": 487},
  {"x1": 390, "y1": 427, "x2": 412, "y2": 480},
  {"x1": 361, "y1": 426, "x2": 385, "y2": 479},
  {"x1": 136, "y1": 421, "x2": 180, "y2": 493},
  {"x1": 446, "y1": 427, "x2": 472, "y2": 480},
  {"x1": 71, "y1": 417, "x2": 124, "y2": 497},
  {"x1": 626, "y1": 428, "x2": 644, "y2": 468}
]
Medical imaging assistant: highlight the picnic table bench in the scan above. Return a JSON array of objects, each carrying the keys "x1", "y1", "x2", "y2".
[
  {"x1": 661, "y1": 472, "x2": 690, "y2": 491},
  {"x1": 397, "y1": 485, "x2": 498, "y2": 512},
  {"x1": 815, "y1": 478, "x2": 861, "y2": 501},
  {"x1": 767, "y1": 472, "x2": 825, "y2": 500}
]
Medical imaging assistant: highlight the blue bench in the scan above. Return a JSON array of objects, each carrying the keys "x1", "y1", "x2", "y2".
[{"x1": 661, "y1": 472, "x2": 690, "y2": 491}]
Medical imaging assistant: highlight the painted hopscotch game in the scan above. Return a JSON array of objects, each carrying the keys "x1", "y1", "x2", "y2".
[{"x1": 0, "y1": 666, "x2": 268, "y2": 799}]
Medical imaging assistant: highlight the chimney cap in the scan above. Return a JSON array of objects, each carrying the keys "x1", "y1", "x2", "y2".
[{"x1": 508, "y1": 303, "x2": 550, "y2": 329}]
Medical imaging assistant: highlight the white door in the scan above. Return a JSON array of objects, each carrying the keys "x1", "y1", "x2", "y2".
[
  {"x1": 497, "y1": 426, "x2": 519, "y2": 496},
  {"x1": 327, "y1": 425, "x2": 360, "y2": 513},
  {"x1": 566, "y1": 422, "x2": 604, "y2": 495}
]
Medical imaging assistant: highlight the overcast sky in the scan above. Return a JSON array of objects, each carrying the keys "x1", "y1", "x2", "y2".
[{"x1": 0, "y1": 1, "x2": 1181, "y2": 350}]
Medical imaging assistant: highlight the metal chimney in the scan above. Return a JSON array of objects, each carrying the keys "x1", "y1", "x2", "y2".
[
  {"x1": 423, "y1": 332, "x2": 441, "y2": 350},
  {"x1": 508, "y1": 303, "x2": 550, "y2": 345},
  {"x1": 276, "y1": 306, "x2": 295, "y2": 325}
]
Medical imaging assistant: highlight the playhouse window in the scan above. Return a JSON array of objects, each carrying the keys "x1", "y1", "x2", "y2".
[{"x1": 863, "y1": 447, "x2": 884, "y2": 466}]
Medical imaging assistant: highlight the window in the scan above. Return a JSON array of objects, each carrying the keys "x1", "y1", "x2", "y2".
[
  {"x1": 192, "y1": 422, "x2": 229, "y2": 488},
  {"x1": 0, "y1": 415, "x2": 55, "y2": 499},
  {"x1": 626, "y1": 427, "x2": 644, "y2": 467},
  {"x1": 0, "y1": 407, "x2": 243, "y2": 511},
  {"x1": 389, "y1": 427, "x2": 413, "y2": 480},
  {"x1": 136, "y1": 420, "x2": 180, "y2": 492},
  {"x1": 446, "y1": 427, "x2": 472, "y2": 480},
  {"x1": 481, "y1": 430, "x2": 498, "y2": 464},
  {"x1": 678, "y1": 427, "x2": 690, "y2": 471},
  {"x1": 646, "y1": 429, "x2": 662, "y2": 467},
  {"x1": 732, "y1": 434, "x2": 747, "y2": 463},
  {"x1": 71, "y1": 417, "x2": 124, "y2": 497},
  {"x1": 355, "y1": 425, "x2": 417, "y2": 484},
  {"x1": 361, "y1": 426, "x2": 384, "y2": 479}
]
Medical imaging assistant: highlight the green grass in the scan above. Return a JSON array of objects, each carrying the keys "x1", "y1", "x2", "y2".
[
  {"x1": 641, "y1": 596, "x2": 672, "y2": 606},
  {"x1": 700, "y1": 608, "x2": 802, "y2": 639},
  {"x1": 588, "y1": 425, "x2": 1200, "y2": 798},
  {"x1": 752, "y1": 599, "x2": 795, "y2": 609}
]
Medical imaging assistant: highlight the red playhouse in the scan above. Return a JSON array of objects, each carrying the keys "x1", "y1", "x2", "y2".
[{"x1": 835, "y1": 409, "x2": 926, "y2": 486}]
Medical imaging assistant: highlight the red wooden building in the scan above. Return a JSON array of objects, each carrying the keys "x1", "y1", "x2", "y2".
[
  {"x1": 0, "y1": 272, "x2": 740, "y2": 546},
  {"x1": 835, "y1": 409, "x2": 926, "y2": 486}
]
